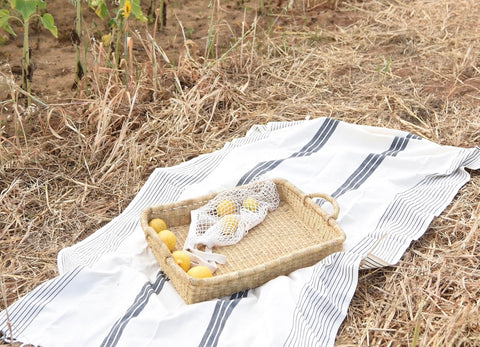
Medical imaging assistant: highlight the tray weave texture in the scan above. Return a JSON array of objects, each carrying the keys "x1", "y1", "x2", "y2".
[{"x1": 140, "y1": 178, "x2": 346, "y2": 304}]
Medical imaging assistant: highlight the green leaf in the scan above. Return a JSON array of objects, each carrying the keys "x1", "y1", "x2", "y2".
[
  {"x1": 40, "y1": 12, "x2": 57, "y2": 37},
  {"x1": 94, "y1": 2, "x2": 110, "y2": 19},
  {"x1": 131, "y1": 0, "x2": 146, "y2": 22},
  {"x1": 10, "y1": 0, "x2": 38, "y2": 21},
  {"x1": 0, "y1": 9, "x2": 11, "y2": 22},
  {"x1": 0, "y1": 9, "x2": 17, "y2": 36},
  {"x1": 90, "y1": 0, "x2": 110, "y2": 19},
  {"x1": 37, "y1": 0, "x2": 46, "y2": 10},
  {"x1": 108, "y1": 18, "x2": 116, "y2": 29}
]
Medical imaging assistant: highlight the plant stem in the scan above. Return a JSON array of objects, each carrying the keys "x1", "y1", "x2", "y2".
[
  {"x1": 22, "y1": 19, "x2": 31, "y2": 107},
  {"x1": 150, "y1": 9, "x2": 162, "y2": 98},
  {"x1": 125, "y1": 31, "x2": 132, "y2": 84},
  {"x1": 158, "y1": 0, "x2": 165, "y2": 28},
  {"x1": 115, "y1": 17, "x2": 124, "y2": 68},
  {"x1": 148, "y1": 0, "x2": 156, "y2": 22},
  {"x1": 74, "y1": 0, "x2": 85, "y2": 91},
  {"x1": 205, "y1": 0, "x2": 219, "y2": 60}
]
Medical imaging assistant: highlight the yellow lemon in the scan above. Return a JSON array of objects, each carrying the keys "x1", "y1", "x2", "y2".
[
  {"x1": 187, "y1": 265, "x2": 213, "y2": 278},
  {"x1": 217, "y1": 199, "x2": 236, "y2": 217},
  {"x1": 242, "y1": 197, "x2": 259, "y2": 212},
  {"x1": 221, "y1": 214, "x2": 239, "y2": 235},
  {"x1": 149, "y1": 218, "x2": 167, "y2": 233},
  {"x1": 172, "y1": 250, "x2": 191, "y2": 272},
  {"x1": 158, "y1": 229, "x2": 176, "y2": 252}
]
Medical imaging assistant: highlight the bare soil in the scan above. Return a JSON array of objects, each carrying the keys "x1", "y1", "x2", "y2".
[{"x1": 1, "y1": 0, "x2": 351, "y2": 102}]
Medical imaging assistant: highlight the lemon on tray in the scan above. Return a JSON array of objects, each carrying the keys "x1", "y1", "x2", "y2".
[
  {"x1": 216, "y1": 199, "x2": 236, "y2": 217},
  {"x1": 242, "y1": 197, "x2": 259, "y2": 212},
  {"x1": 187, "y1": 266, "x2": 213, "y2": 278},
  {"x1": 149, "y1": 218, "x2": 168, "y2": 233},
  {"x1": 158, "y1": 229, "x2": 176, "y2": 252},
  {"x1": 220, "y1": 215, "x2": 239, "y2": 235},
  {"x1": 172, "y1": 250, "x2": 191, "y2": 272}
]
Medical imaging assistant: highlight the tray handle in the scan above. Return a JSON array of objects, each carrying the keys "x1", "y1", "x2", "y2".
[{"x1": 304, "y1": 193, "x2": 340, "y2": 220}]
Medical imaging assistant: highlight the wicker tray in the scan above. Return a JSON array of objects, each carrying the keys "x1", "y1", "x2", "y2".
[{"x1": 140, "y1": 178, "x2": 345, "y2": 304}]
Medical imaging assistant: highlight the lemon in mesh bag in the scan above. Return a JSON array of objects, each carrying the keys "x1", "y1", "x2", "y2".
[{"x1": 183, "y1": 180, "x2": 280, "y2": 272}]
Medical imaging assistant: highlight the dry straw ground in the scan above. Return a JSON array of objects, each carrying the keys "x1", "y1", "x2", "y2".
[{"x1": 1, "y1": 0, "x2": 480, "y2": 345}]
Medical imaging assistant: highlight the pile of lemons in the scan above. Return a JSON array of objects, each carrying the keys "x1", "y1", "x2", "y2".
[
  {"x1": 216, "y1": 197, "x2": 259, "y2": 236},
  {"x1": 148, "y1": 196, "x2": 259, "y2": 279},
  {"x1": 148, "y1": 218, "x2": 213, "y2": 278}
]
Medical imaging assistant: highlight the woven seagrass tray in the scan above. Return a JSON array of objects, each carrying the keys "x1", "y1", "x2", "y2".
[{"x1": 140, "y1": 178, "x2": 345, "y2": 304}]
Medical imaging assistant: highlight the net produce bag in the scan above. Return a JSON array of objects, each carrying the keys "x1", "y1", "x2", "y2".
[{"x1": 184, "y1": 180, "x2": 280, "y2": 271}]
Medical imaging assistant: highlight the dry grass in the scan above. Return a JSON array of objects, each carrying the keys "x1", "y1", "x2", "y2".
[{"x1": 1, "y1": 0, "x2": 480, "y2": 345}]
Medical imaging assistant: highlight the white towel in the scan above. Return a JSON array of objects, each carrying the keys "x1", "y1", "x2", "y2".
[{"x1": 2, "y1": 117, "x2": 479, "y2": 346}]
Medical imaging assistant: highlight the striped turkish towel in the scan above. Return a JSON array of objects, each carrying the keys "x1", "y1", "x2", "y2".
[{"x1": 2, "y1": 117, "x2": 479, "y2": 346}]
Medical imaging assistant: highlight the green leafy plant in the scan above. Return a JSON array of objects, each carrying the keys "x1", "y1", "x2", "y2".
[
  {"x1": 0, "y1": 0, "x2": 57, "y2": 105},
  {"x1": 90, "y1": 0, "x2": 146, "y2": 69}
]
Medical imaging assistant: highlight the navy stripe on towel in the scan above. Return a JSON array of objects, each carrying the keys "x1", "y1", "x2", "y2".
[
  {"x1": 331, "y1": 134, "x2": 414, "y2": 200},
  {"x1": 353, "y1": 158, "x2": 475, "y2": 265},
  {"x1": 198, "y1": 290, "x2": 249, "y2": 347},
  {"x1": 237, "y1": 118, "x2": 340, "y2": 186},
  {"x1": 101, "y1": 271, "x2": 169, "y2": 347},
  {"x1": 284, "y1": 252, "x2": 362, "y2": 347},
  {"x1": 0, "y1": 266, "x2": 82, "y2": 340}
]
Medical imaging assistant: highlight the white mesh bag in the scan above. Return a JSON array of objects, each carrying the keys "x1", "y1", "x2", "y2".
[{"x1": 183, "y1": 180, "x2": 280, "y2": 271}]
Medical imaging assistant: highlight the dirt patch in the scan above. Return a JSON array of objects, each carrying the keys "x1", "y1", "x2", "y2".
[{"x1": 0, "y1": 0, "x2": 356, "y2": 103}]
